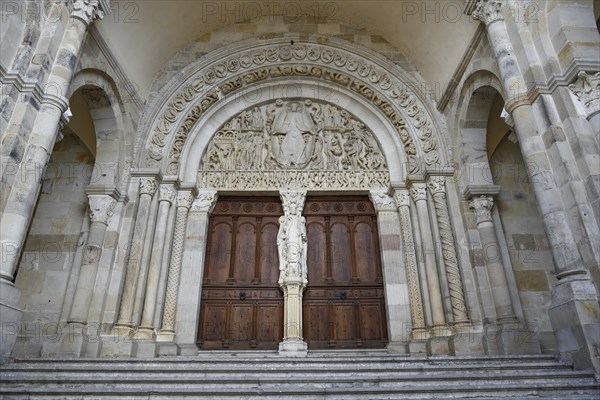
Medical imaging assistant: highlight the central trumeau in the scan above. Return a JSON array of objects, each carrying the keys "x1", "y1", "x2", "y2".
[{"x1": 199, "y1": 98, "x2": 390, "y2": 190}]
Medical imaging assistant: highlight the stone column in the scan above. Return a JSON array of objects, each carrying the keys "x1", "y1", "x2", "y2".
[
  {"x1": 156, "y1": 189, "x2": 194, "y2": 343},
  {"x1": 393, "y1": 189, "x2": 428, "y2": 342},
  {"x1": 0, "y1": 0, "x2": 110, "y2": 284},
  {"x1": 409, "y1": 183, "x2": 448, "y2": 336},
  {"x1": 474, "y1": 0, "x2": 599, "y2": 370},
  {"x1": 469, "y1": 196, "x2": 516, "y2": 323},
  {"x1": 175, "y1": 191, "x2": 218, "y2": 355},
  {"x1": 277, "y1": 190, "x2": 308, "y2": 356},
  {"x1": 68, "y1": 195, "x2": 116, "y2": 323},
  {"x1": 427, "y1": 177, "x2": 469, "y2": 326},
  {"x1": 369, "y1": 191, "x2": 412, "y2": 353},
  {"x1": 134, "y1": 184, "x2": 176, "y2": 340},
  {"x1": 113, "y1": 177, "x2": 157, "y2": 336},
  {"x1": 0, "y1": 0, "x2": 111, "y2": 361}
]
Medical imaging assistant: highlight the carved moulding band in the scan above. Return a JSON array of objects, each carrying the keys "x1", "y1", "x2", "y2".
[
  {"x1": 198, "y1": 98, "x2": 390, "y2": 190},
  {"x1": 142, "y1": 40, "x2": 447, "y2": 177}
]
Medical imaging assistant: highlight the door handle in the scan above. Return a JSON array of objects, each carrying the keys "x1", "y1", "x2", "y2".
[
  {"x1": 239, "y1": 292, "x2": 247, "y2": 300},
  {"x1": 339, "y1": 291, "x2": 347, "y2": 300}
]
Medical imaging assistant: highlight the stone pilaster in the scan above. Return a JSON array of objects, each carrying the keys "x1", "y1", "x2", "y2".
[
  {"x1": 473, "y1": 0, "x2": 599, "y2": 370},
  {"x1": 175, "y1": 191, "x2": 218, "y2": 355},
  {"x1": 156, "y1": 190, "x2": 194, "y2": 343},
  {"x1": 278, "y1": 190, "x2": 308, "y2": 356},
  {"x1": 113, "y1": 177, "x2": 157, "y2": 337},
  {"x1": 135, "y1": 184, "x2": 176, "y2": 340},
  {"x1": 369, "y1": 191, "x2": 412, "y2": 353}
]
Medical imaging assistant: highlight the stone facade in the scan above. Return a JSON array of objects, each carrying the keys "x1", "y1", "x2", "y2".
[{"x1": 0, "y1": 0, "x2": 598, "y2": 376}]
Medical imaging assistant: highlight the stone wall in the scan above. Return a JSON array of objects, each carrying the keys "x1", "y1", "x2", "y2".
[{"x1": 13, "y1": 133, "x2": 94, "y2": 356}]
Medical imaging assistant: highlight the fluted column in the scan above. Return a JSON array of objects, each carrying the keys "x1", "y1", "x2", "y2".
[
  {"x1": 134, "y1": 184, "x2": 176, "y2": 339},
  {"x1": 156, "y1": 190, "x2": 194, "y2": 342},
  {"x1": 113, "y1": 177, "x2": 157, "y2": 336},
  {"x1": 278, "y1": 190, "x2": 308, "y2": 356},
  {"x1": 0, "y1": 0, "x2": 111, "y2": 286},
  {"x1": 393, "y1": 189, "x2": 428, "y2": 340},
  {"x1": 428, "y1": 177, "x2": 469, "y2": 326},
  {"x1": 410, "y1": 184, "x2": 447, "y2": 334},
  {"x1": 469, "y1": 196, "x2": 516, "y2": 322},
  {"x1": 68, "y1": 194, "x2": 116, "y2": 323}
]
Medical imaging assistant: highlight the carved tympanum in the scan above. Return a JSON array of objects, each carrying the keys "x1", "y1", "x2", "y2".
[{"x1": 199, "y1": 99, "x2": 390, "y2": 190}]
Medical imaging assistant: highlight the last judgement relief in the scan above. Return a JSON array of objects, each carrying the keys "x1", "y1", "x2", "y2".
[{"x1": 199, "y1": 99, "x2": 390, "y2": 190}]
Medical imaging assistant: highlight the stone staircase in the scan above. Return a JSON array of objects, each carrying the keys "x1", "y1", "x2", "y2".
[{"x1": 0, "y1": 351, "x2": 598, "y2": 399}]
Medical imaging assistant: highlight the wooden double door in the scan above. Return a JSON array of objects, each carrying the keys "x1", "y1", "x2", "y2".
[{"x1": 198, "y1": 196, "x2": 388, "y2": 350}]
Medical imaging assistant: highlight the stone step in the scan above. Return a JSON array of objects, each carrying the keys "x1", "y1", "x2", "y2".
[{"x1": 1, "y1": 354, "x2": 597, "y2": 399}]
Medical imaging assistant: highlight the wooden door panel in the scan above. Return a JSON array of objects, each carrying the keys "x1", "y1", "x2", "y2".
[
  {"x1": 303, "y1": 196, "x2": 388, "y2": 349},
  {"x1": 199, "y1": 197, "x2": 283, "y2": 350}
]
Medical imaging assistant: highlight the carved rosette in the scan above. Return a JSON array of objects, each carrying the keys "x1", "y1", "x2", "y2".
[
  {"x1": 158, "y1": 184, "x2": 176, "y2": 204},
  {"x1": 88, "y1": 195, "x2": 116, "y2": 225},
  {"x1": 139, "y1": 177, "x2": 158, "y2": 197},
  {"x1": 472, "y1": 0, "x2": 504, "y2": 26},
  {"x1": 144, "y1": 41, "x2": 444, "y2": 177},
  {"x1": 569, "y1": 71, "x2": 600, "y2": 118},
  {"x1": 469, "y1": 195, "x2": 494, "y2": 224},
  {"x1": 428, "y1": 177, "x2": 469, "y2": 324},
  {"x1": 369, "y1": 191, "x2": 396, "y2": 212},
  {"x1": 191, "y1": 191, "x2": 218, "y2": 213},
  {"x1": 71, "y1": 0, "x2": 110, "y2": 25},
  {"x1": 278, "y1": 191, "x2": 308, "y2": 286},
  {"x1": 393, "y1": 189, "x2": 426, "y2": 334}
]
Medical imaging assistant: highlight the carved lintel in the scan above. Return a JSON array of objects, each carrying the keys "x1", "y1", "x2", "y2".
[
  {"x1": 569, "y1": 71, "x2": 600, "y2": 118},
  {"x1": 71, "y1": 0, "x2": 111, "y2": 25},
  {"x1": 88, "y1": 194, "x2": 116, "y2": 225},
  {"x1": 472, "y1": 0, "x2": 504, "y2": 26},
  {"x1": 469, "y1": 195, "x2": 494, "y2": 224},
  {"x1": 191, "y1": 191, "x2": 218, "y2": 213},
  {"x1": 369, "y1": 191, "x2": 396, "y2": 212}
]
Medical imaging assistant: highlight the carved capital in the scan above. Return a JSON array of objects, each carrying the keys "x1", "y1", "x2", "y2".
[
  {"x1": 409, "y1": 183, "x2": 428, "y2": 202},
  {"x1": 88, "y1": 195, "x2": 116, "y2": 225},
  {"x1": 71, "y1": 0, "x2": 111, "y2": 25},
  {"x1": 139, "y1": 177, "x2": 158, "y2": 196},
  {"x1": 280, "y1": 191, "x2": 307, "y2": 216},
  {"x1": 427, "y1": 176, "x2": 446, "y2": 196},
  {"x1": 158, "y1": 184, "x2": 176, "y2": 203},
  {"x1": 393, "y1": 189, "x2": 411, "y2": 208},
  {"x1": 469, "y1": 195, "x2": 494, "y2": 223},
  {"x1": 369, "y1": 191, "x2": 396, "y2": 211},
  {"x1": 176, "y1": 191, "x2": 195, "y2": 209},
  {"x1": 191, "y1": 191, "x2": 218, "y2": 213},
  {"x1": 569, "y1": 71, "x2": 600, "y2": 117},
  {"x1": 472, "y1": 0, "x2": 503, "y2": 26}
]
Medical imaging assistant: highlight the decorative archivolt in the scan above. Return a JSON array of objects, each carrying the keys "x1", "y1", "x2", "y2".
[
  {"x1": 198, "y1": 99, "x2": 390, "y2": 190},
  {"x1": 142, "y1": 40, "x2": 447, "y2": 176}
]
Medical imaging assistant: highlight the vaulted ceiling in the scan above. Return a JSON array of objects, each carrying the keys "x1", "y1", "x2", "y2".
[{"x1": 94, "y1": 0, "x2": 479, "y2": 101}]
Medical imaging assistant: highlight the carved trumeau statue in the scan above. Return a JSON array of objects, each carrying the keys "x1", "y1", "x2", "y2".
[
  {"x1": 199, "y1": 99, "x2": 390, "y2": 190},
  {"x1": 277, "y1": 191, "x2": 308, "y2": 286}
]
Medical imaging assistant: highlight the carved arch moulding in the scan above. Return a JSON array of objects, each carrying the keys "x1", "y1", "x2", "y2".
[{"x1": 138, "y1": 38, "x2": 452, "y2": 183}]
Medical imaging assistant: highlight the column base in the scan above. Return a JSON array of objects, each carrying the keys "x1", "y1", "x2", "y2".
[
  {"x1": 449, "y1": 324, "x2": 485, "y2": 355},
  {"x1": 133, "y1": 327, "x2": 155, "y2": 340},
  {"x1": 158, "y1": 342, "x2": 179, "y2": 356},
  {"x1": 408, "y1": 339, "x2": 428, "y2": 355},
  {"x1": 0, "y1": 282, "x2": 22, "y2": 363},
  {"x1": 497, "y1": 321, "x2": 541, "y2": 355},
  {"x1": 427, "y1": 335, "x2": 450, "y2": 355},
  {"x1": 549, "y1": 271, "x2": 600, "y2": 372},
  {"x1": 386, "y1": 341, "x2": 409, "y2": 354},
  {"x1": 156, "y1": 330, "x2": 175, "y2": 342},
  {"x1": 99, "y1": 335, "x2": 137, "y2": 357},
  {"x1": 111, "y1": 324, "x2": 133, "y2": 338},
  {"x1": 59, "y1": 323, "x2": 88, "y2": 357},
  {"x1": 135, "y1": 340, "x2": 157, "y2": 358},
  {"x1": 278, "y1": 339, "x2": 308, "y2": 357}
]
